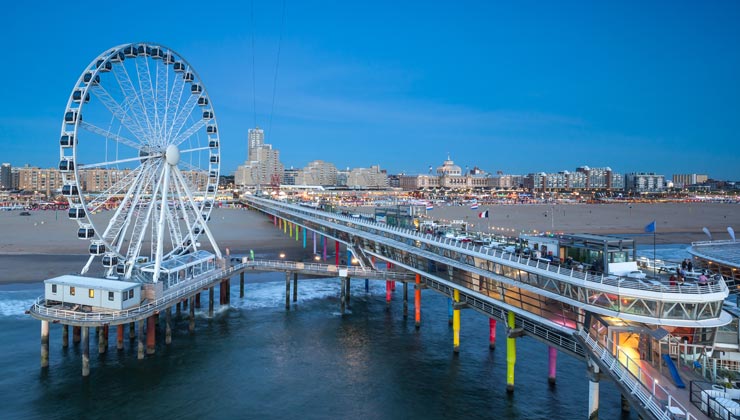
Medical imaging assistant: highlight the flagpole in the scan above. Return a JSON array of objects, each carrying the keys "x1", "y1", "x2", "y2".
[{"x1": 653, "y1": 229, "x2": 656, "y2": 271}]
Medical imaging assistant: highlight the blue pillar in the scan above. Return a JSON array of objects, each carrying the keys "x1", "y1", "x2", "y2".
[
  {"x1": 303, "y1": 228, "x2": 307, "y2": 249},
  {"x1": 347, "y1": 250, "x2": 352, "y2": 266},
  {"x1": 365, "y1": 279, "x2": 369, "y2": 292}
]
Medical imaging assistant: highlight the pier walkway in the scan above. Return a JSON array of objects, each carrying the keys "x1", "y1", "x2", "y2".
[{"x1": 245, "y1": 196, "x2": 729, "y2": 419}]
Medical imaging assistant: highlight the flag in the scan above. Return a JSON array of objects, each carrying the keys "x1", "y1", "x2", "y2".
[
  {"x1": 426, "y1": 203, "x2": 433, "y2": 211},
  {"x1": 644, "y1": 220, "x2": 656, "y2": 233},
  {"x1": 478, "y1": 210, "x2": 489, "y2": 218},
  {"x1": 471, "y1": 202, "x2": 479, "y2": 210}
]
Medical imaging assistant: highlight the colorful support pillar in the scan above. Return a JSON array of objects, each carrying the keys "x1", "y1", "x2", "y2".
[
  {"x1": 293, "y1": 272, "x2": 298, "y2": 303},
  {"x1": 62, "y1": 324, "x2": 69, "y2": 348},
  {"x1": 403, "y1": 281, "x2": 408, "y2": 318},
  {"x1": 506, "y1": 311, "x2": 517, "y2": 393},
  {"x1": 489, "y1": 319, "x2": 497, "y2": 350},
  {"x1": 385, "y1": 281, "x2": 392, "y2": 308},
  {"x1": 313, "y1": 232, "x2": 317, "y2": 254},
  {"x1": 208, "y1": 287, "x2": 214, "y2": 317},
  {"x1": 414, "y1": 274, "x2": 422, "y2": 329},
  {"x1": 137, "y1": 321, "x2": 145, "y2": 360},
  {"x1": 548, "y1": 346, "x2": 557, "y2": 385},
  {"x1": 116, "y1": 325, "x2": 124, "y2": 351},
  {"x1": 129, "y1": 322, "x2": 135, "y2": 342},
  {"x1": 296, "y1": 225, "x2": 300, "y2": 241},
  {"x1": 453, "y1": 290, "x2": 461, "y2": 354},
  {"x1": 588, "y1": 361, "x2": 600, "y2": 419},
  {"x1": 81, "y1": 327, "x2": 90, "y2": 377},
  {"x1": 365, "y1": 278, "x2": 369, "y2": 292},
  {"x1": 322, "y1": 236, "x2": 327, "y2": 261},
  {"x1": 335, "y1": 241, "x2": 340, "y2": 266},
  {"x1": 189, "y1": 297, "x2": 195, "y2": 333},
  {"x1": 40, "y1": 320, "x2": 49, "y2": 368},
  {"x1": 273, "y1": 215, "x2": 277, "y2": 226},
  {"x1": 240, "y1": 272, "x2": 245, "y2": 298},
  {"x1": 146, "y1": 316, "x2": 156, "y2": 355},
  {"x1": 165, "y1": 308, "x2": 172, "y2": 345},
  {"x1": 283, "y1": 219, "x2": 287, "y2": 234},
  {"x1": 303, "y1": 228, "x2": 307, "y2": 248},
  {"x1": 285, "y1": 271, "x2": 291, "y2": 310},
  {"x1": 448, "y1": 298, "x2": 454, "y2": 326},
  {"x1": 73, "y1": 325, "x2": 81, "y2": 344},
  {"x1": 289, "y1": 222, "x2": 293, "y2": 237}
]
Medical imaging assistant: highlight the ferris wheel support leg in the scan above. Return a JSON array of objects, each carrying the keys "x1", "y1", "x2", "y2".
[
  {"x1": 172, "y1": 166, "x2": 222, "y2": 258},
  {"x1": 81, "y1": 255, "x2": 96, "y2": 275},
  {"x1": 153, "y1": 164, "x2": 171, "y2": 283}
]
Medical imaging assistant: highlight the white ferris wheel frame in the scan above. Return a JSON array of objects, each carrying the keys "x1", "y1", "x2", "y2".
[{"x1": 58, "y1": 42, "x2": 222, "y2": 282}]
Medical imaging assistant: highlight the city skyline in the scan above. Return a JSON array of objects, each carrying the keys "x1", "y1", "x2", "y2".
[{"x1": 1, "y1": 1, "x2": 739, "y2": 179}]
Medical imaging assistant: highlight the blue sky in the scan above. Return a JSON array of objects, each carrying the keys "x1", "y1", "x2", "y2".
[{"x1": 2, "y1": 0, "x2": 739, "y2": 179}]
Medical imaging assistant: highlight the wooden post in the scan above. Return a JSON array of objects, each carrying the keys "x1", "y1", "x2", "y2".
[
  {"x1": 117, "y1": 325, "x2": 124, "y2": 351},
  {"x1": 62, "y1": 324, "x2": 69, "y2": 348},
  {"x1": 146, "y1": 316, "x2": 156, "y2": 355},
  {"x1": 189, "y1": 296, "x2": 195, "y2": 333},
  {"x1": 240, "y1": 272, "x2": 245, "y2": 298},
  {"x1": 209, "y1": 287, "x2": 214, "y2": 318},
  {"x1": 165, "y1": 307, "x2": 172, "y2": 345},
  {"x1": 73, "y1": 325, "x2": 81, "y2": 344},
  {"x1": 293, "y1": 272, "x2": 298, "y2": 302}
]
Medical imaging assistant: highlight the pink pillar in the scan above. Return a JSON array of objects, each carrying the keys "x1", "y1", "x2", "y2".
[
  {"x1": 273, "y1": 215, "x2": 277, "y2": 226},
  {"x1": 313, "y1": 232, "x2": 317, "y2": 254},
  {"x1": 385, "y1": 281, "x2": 392, "y2": 306},
  {"x1": 335, "y1": 241, "x2": 340, "y2": 266},
  {"x1": 548, "y1": 346, "x2": 557, "y2": 384},
  {"x1": 489, "y1": 319, "x2": 497, "y2": 349}
]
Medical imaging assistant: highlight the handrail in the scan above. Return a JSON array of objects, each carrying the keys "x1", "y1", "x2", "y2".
[
  {"x1": 248, "y1": 197, "x2": 728, "y2": 297},
  {"x1": 578, "y1": 329, "x2": 696, "y2": 420}
]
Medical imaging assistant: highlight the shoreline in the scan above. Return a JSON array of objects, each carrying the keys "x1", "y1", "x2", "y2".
[{"x1": 2, "y1": 202, "x2": 737, "y2": 285}]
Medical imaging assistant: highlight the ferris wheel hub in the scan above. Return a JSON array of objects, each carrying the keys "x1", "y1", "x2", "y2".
[{"x1": 165, "y1": 144, "x2": 180, "y2": 166}]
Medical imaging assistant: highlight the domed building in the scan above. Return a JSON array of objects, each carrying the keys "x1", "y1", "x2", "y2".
[{"x1": 436, "y1": 155, "x2": 462, "y2": 177}]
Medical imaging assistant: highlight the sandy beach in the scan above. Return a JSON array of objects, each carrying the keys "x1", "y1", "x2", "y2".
[{"x1": 1, "y1": 202, "x2": 738, "y2": 283}]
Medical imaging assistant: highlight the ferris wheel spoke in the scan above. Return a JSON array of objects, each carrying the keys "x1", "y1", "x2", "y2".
[
  {"x1": 173, "y1": 120, "x2": 208, "y2": 146},
  {"x1": 79, "y1": 121, "x2": 145, "y2": 152},
  {"x1": 162, "y1": 179, "x2": 184, "y2": 253},
  {"x1": 124, "y1": 161, "x2": 165, "y2": 275},
  {"x1": 171, "y1": 174, "x2": 198, "y2": 254},
  {"x1": 155, "y1": 58, "x2": 171, "y2": 143},
  {"x1": 115, "y1": 164, "x2": 161, "y2": 255},
  {"x1": 173, "y1": 166, "x2": 222, "y2": 258},
  {"x1": 180, "y1": 146, "x2": 211, "y2": 154},
  {"x1": 136, "y1": 57, "x2": 158, "y2": 145},
  {"x1": 163, "y1": 66, "x2": 186, "y2": 146},
  {"x1": 78, "y1": 154, "x2": 161, "y2": 170},
  {"x1": 88, "y1": 84, "x2": 149, "y2": 144},
  {"x1": 86, "y1": 165, "x2": 144, "y2": 212},
  {"x1": 112, "y1": 63, "x2": 154, "y2": 143},
  {"x1": 166, "y1": 93, "x2": 199, "y2": 143},
  {"x1": 98, "y1": 164, "x2": 148, "y2": 246}
]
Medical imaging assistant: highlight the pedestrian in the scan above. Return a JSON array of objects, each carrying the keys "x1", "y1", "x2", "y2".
[
  {"x1": 687, "y1": 260, "x2": 693, "y2": 272},
  {"x1": 699, "y1": 274, "x2": 708, "y2": 287},
  {"x1": 669, "y1": 274, "x2": 677, "y2": 286},
  {"x1": 681, "y1": 259, "x2": 688, "y2": 270}
]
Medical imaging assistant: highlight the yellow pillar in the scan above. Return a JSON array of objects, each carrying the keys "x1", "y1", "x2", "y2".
[
  {"x1": 289, "y1": 222, "x2": 292, "y2": 237},
  {"x1": 283, "y1": 220, "x2": 287, "y2": 234},
  {"x1": 507, "y1": 310, "x2": 516, "y2": 392},
  {"x1": 296, "y1": 224, "x2": 299, "y2": 241},
  {"x1": 452, "y1": 289, "x2": 460, "y2": 353}
]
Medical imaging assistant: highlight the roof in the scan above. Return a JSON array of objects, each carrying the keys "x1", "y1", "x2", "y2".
[
  {"x1": 689, "y1": 241, "x2": 740, "y2": 269},
  {"x1": 44, "y1": 275, "x2": 140, "y2": 291}
]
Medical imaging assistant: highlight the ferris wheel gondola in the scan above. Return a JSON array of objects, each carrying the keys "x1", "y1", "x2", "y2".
[{"x1": 58, "y1": 42, "x2": 222, "y2": 281}]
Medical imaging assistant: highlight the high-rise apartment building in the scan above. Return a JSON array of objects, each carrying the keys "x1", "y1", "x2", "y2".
[
  {"x1": 672, "y1": 174, "x2": 708, "y2": 188},
  {"x1": 235, "y1": 127, "x2": 284, "y2": 187},
  {"x1": 0, "y1": 163, "x2": 11, "y2": 190}
]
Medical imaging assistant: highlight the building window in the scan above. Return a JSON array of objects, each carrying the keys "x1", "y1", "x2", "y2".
[
  {"x1": 88, "y1": 289, "x2": 94, "y2": 298},
  {"x1": 108, "y1": 291, "x2": 114, "y2": 301},
  {"x1": 129, "y1": 289, "x2": 134, "y2": 299},
  {"x1": 51, "y1": 284, "x2": 57, "y2": 294},
  {"x1": 70, "y1": 287, "x2": 75, "y2": 296}
]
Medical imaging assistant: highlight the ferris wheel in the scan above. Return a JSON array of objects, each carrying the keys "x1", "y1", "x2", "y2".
[{"x1": 58, "y1": 42, "x2": 222, "y2": 281}]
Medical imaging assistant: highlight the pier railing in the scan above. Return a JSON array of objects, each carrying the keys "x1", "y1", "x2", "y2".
[
  {"x1": 240, "y1": 259, "x2": 415, "y2": 280},
  {"x1": 30, "y1": 265, "x2": 240, "y2": 324},
  {"x1": 248, "y1": 197, "x2": 728, "y2": 297},
  {"x1": 578, "y1": 329, "x2": 696, "y2": 420}
]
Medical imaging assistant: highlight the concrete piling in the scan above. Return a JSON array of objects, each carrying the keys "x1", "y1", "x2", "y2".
[
  {"x1": 165, "y1": 307, "x2": 172, "y2": 345},
  {"x1": 345, "y1": 276, "x2": 350, "y2": 307},
  {"x1": 176, "y1": 302, "x2": 181, "y2": 318},
  {"x1": 62, "y1": 324, "x2": 69, "y2": 348},
  {"x1": 240, "y1": 272, "x2": 245, "y2": 298},
  {"x1": 340, "y1": 277, "x2": 347, "y2": 315},
  {"x1": 208, "y1": 287, "x2": 214, "y2": 318},
  {"x1": 137, "y1": 321, "x2": 145, "y2": 360},
  {"x1": 98, "y1": 325, "x2": 106, "y2": 354},
  {"x1": 73, "y1": 325, "x2": 81, "y2": 344},
  {"x1": 588, "y1": 362, "x2": 600, "y2": 419},
  {"x1": 285, "y1": 272, "x2": 291, "y2": 310},
  {"x1": 40, "y1": 320, "x2": 49, "y2": 368},
  {"x1": 81, "y1": 327, "x2": 89, "y2": 377},
  {"x1": 189, "y1": 297, "x2": 195, "y2": 333},
  {"x1": 293, "y1": 272, "x2": 298, "y2": 302},
  {"x1": 403, "y1": 282, "x2": 408, "y2": 318},
  {"x1": 129, "y1": 322, "x2": 135, "y2": 342}
]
